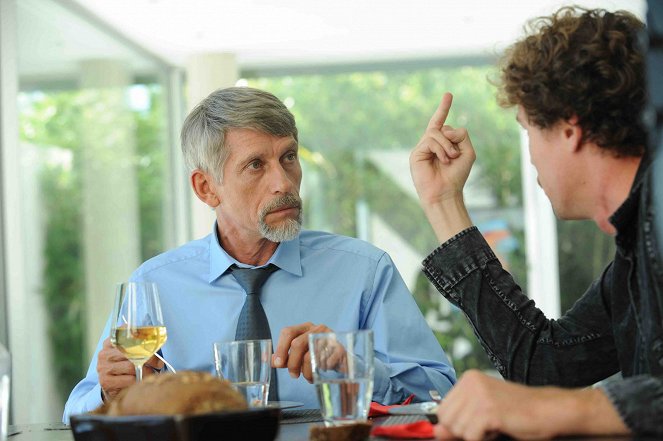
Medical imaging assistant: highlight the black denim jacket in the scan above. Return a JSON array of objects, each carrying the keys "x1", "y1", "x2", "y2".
[{"x1": 422, "y1": 159, "x2": 663, "y2": 436}]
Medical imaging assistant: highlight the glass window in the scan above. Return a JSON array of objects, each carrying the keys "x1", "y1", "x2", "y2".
[
  {"x1": 9, "y1": 0, "x2": 174, "y2": 422},
  {"x1": 557, "y1": 220, "x2": 615, "y2": 313},
  {"x1": 249, "y1": 66, "x2": 524, "y2": 374}
]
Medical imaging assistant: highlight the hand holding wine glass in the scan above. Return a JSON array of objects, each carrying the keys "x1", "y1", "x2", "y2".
[{"x1": 110, "y1": 282, "x2": 167, "y2": 382}]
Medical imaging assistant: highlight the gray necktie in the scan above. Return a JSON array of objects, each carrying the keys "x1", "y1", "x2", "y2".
[{"x1": 230, "y1": 264, "x2": 279, "y2": 401}]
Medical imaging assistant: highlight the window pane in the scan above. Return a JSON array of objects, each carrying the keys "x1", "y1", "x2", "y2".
[
  {"x1": 557, "y1": 220, "x2": 615, "y2": 313},
  {"x1": 249, "y1": 66, "x2": 524, "y2": 374},
  {"x1": 12, "y1": 0, "x2": 173, "y2": 421}
]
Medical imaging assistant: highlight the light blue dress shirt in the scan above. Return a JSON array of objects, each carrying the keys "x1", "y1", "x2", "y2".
[{"x1": 63, "y1": 226, "x2": 456, "y2": 422}]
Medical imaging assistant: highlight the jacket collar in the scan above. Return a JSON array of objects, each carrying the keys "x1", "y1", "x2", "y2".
[{"x1": 610, "y1": 154, "x2": 650, "y2": 240}]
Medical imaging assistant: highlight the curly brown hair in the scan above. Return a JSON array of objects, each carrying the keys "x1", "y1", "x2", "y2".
[{"x1": 496, "y1": 7, "x2": 646, "y2": 157}]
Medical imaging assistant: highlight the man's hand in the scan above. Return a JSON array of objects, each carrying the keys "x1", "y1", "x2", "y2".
[
  {"x1": 409, "y1": 93, "x2": 476, "y2": 243},
  {"x1": 311, "y1": 336, "x2": 348, "y2": 372},
  {"x1": 434, "y1": 370, "x2": 629, "y2": 441},
  {"x1": 410, "y1": 92, "x2": 475, "y2": 206},
  {"x1": 273, "y1": 323, "x2": 332, "y2": 383},
  {"x1": 97, "y1": 338, "x2": 164, "y2": 401}
]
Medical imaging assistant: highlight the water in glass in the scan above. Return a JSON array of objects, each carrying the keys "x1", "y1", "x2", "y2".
[
  {"x1": 316, "y1": 378, "x2": 372, "y2": 425},
  {"x1": 213, "y1": 339, "x2": 271, "y2": 407},
  {"x1": 309, "y1": 330, "x2": 374, "y2": 427}
]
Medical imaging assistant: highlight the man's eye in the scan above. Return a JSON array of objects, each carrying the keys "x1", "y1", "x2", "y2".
[
  {"x1": 285, "y1": 152, "x2": 297, "y2": 161},
  {"x1": 249, "y1": 160, "x2": 262, "y2": 169}
]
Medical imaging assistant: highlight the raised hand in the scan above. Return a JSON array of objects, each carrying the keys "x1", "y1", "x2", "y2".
[
  {"x1": 409, "y1": 93, "x2": 476, "y2": 243},
  {"x1": 410, "y1": 93, "x2": 476, "y2": 206}
]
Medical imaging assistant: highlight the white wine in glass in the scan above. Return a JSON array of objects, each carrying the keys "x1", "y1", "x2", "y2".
[{"x1": 111, "y1": 282, "x2": 167, "y2": 382}]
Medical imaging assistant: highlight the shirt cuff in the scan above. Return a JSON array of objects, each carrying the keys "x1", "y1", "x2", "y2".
[
  {"x1": 599, "y1": 375, "x2": 663, "y2": 436},
  {"x1": 63, "y1": 383, "x2": 104, "y2": 424},
  {"x1": 84, "y1": 383, "x2": 104, "y2": 414},
  {"x1": 422, "y1": 226, "x2": 497, "y2": 299},
  {"x1": 372, "y1": 356, "x2": 394, "y2": 404}
]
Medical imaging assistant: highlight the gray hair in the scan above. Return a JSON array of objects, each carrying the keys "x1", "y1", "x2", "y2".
[{"x1": 180, "y1": 86, "x2": 298, "y2": 181}]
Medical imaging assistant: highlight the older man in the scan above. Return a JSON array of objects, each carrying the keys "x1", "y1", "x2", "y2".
[
  {"x1": 410, "y1": 7, "x2": 662, "y2": 440},
  {"x1": 63, "y1": 86, "x2": 455, "y2": 422}
]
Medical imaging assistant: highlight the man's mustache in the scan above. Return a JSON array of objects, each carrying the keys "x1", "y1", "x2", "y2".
[{"x1": 260, "y1": 194, "x2": 302, "y2": 217}]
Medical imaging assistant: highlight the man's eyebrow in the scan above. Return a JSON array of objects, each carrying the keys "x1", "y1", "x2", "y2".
[
  {"x1": 279, "y1": 141, "x2": 298, "y2": 155},
  {"x1": 235, "y1": 151, "x2": 264, "y2": 170}
]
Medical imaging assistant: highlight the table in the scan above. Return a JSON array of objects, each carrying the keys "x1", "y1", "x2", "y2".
[
  {"x1": 7, "y1": 422, "x2": 652, "y2": 441},
  {"x1": 9, "y1": 422, "x2": 314, "y2": 441}
]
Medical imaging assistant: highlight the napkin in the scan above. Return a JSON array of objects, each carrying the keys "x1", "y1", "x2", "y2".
[
  {"x1": 371, "y1": 420, "x2": 435, "y2": 439},
  {"x1": 368, "y1": 394, "x2": 415, "y2": 417},
  {"x1": 369, "y1": 395, "x2": 436, "y2": 439}
]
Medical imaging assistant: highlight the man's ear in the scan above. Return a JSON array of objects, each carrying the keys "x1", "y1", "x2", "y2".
[
  {"x1": 191, "y1": 170, "x2": 220, "y2": 208},
  {"x1": 563, "y1": 115, "x2": 583, "y2": 152}
]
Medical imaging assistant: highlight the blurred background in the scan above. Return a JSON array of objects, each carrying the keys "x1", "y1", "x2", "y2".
[{"x1": 0, "y1": 0, "x2": 645, "y2": 424}]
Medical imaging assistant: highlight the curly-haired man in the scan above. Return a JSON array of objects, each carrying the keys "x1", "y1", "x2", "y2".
[{"x1": 410, "y1": 7, "x2": 662, "y2": 439}]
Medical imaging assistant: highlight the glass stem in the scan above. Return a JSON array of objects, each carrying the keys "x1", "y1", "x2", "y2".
[{"x1": 135, "y1": 364, "x2": 143, "y2": 382}]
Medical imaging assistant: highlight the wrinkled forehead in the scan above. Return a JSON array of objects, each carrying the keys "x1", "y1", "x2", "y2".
[{"x1": 225, "y1": 129, "x2": 296, "y2": 159}]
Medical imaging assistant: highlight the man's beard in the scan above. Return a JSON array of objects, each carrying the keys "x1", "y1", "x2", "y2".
[{"x1": 258, "y1": 193, "x2": 302, "y2": 242}]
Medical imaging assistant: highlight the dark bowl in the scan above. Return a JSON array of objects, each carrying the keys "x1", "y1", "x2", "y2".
[{"x1": 70, "y1": 407, "x2": 281, "y2": 441}]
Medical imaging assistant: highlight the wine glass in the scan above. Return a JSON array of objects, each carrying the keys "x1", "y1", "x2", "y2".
[{"x1": 110, "y1": 282, "x2": 167, "y2": 382}]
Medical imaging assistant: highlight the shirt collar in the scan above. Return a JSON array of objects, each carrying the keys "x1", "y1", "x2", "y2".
[{"x1": 208, "y1": 222, "x2": 303, "y2": 283}]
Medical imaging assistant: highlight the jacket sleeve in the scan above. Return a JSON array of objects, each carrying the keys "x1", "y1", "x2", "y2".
[
  {"x1": 599, "y1": 374, "x2": 663, "y2": 436},
  {"x1": 422, "y1": 226, "x2": 620, "y2": 386}
]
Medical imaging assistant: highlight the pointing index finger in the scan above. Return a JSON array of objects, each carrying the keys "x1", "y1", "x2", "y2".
[{"x1": 427, "y1": 92, "x2": 453, "y2": 130}]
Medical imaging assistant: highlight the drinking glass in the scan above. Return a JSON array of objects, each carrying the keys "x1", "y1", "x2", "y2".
[
  {"x1": 110, "y1": 282, "x2": 167, "y2": 382},
  {"x1": 309, "y1": 330, "x2": 374, "y2": 426},
  {"x1": 213, "y1": 339, "x2": 272, "y2": 407}
]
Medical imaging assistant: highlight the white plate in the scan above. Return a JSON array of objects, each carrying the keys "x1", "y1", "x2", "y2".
[
  {"x1": 387, "y1": 401, "x2": 438, "y2": 416},
  {"x1": 267, "y1": 401, "x2": 304, "y2": 410}
]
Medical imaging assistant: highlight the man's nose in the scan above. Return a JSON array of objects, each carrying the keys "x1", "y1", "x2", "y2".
[{"x1": 269, "y1": 164, "x2": 295, "y2": 194}]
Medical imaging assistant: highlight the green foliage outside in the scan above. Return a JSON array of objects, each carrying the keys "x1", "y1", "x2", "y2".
[
  {"x1": 18, "y1": 85, "x2": 166, "y2": 402},
  {"x1": 20, "y1": 91, "x2": 86, "y2": 400},
  {"x1": 40, "y1": 149, "x2": 86, "y2": 401},
  {"x1": 134, "y1": 90, "x2": 167, "y2": 260},
  {"x1": 557, "y1": 220, "x2": 615, "y2": 313},
  {"x1": 412, "y1": 272, "x2": 494, "y2": 373},
  {"x1": 251, "y1": 66, "x2": 524, "y2": 236},
  {"x1": 250, "y1": 66, "x2": 524, "y2": 374},
  {"x1": 252, "y1": 67, "x2": 522, "y2": 206}
]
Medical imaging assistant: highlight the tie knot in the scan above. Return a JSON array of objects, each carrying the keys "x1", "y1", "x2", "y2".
[{"x1": 229, "y1": 264, "x2": 278, "y2": 295}]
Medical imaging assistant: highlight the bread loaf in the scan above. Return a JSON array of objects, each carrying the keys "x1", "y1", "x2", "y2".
[{"x1": 97, "y1": 371, "x2": 248, "y2": 416}]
